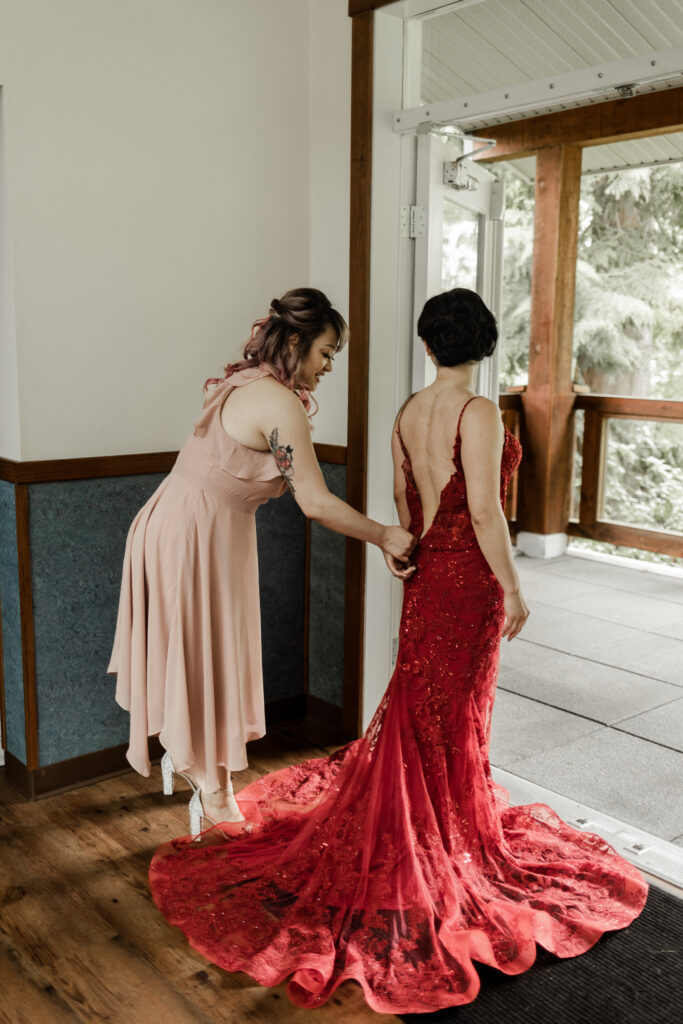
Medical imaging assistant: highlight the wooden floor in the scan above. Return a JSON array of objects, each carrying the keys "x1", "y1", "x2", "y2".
[{"x1": 0, "y1": 724, "x2": 400, "y2": 1024}]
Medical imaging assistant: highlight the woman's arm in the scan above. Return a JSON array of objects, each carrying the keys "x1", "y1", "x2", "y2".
[
  {"x1": 459, "y1": 398, "x2": 529, "y2": 640},
  {"x1": 383, "y1": 413, "x2": 417, "y2": 579},
  {"x1": 391, "y1": 414, "x2": 411, "y2": 531},
  {"x1": 259, "y1": 388, "x2": 417, "y2": 569}
]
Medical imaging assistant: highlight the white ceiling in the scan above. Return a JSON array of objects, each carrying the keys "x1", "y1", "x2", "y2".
[
  {"x1": 420, "y1": 0, "x2": 683, "y2": 174},
  {"x1": 506, "y1": 131, "x2": 683, "y2": 182},
  {"x1": 421, "y1": 0, "x2": 683, "y2": 104}
]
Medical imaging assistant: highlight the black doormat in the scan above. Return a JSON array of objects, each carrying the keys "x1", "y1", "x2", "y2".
[{"x1": 400, "y1": 885, "x2": 682, "y2": 1024}]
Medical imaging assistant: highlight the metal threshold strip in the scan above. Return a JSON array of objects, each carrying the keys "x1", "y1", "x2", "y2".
[{"x1": 492, "y1": 766, "x2": 683, "y2": 897}]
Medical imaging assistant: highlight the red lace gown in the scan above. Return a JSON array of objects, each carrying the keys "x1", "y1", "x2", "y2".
[{"x1": 149, "y1": 396, "x2": 648, "y2": 1015}]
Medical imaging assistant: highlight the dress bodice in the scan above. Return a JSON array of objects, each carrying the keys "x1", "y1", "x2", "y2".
[
  {"x1": 397, "y1": 395, "x2": 522, "y2": 552},
  {"x1": 171, "y1": 365, "x2": 287, "y2": 514}
]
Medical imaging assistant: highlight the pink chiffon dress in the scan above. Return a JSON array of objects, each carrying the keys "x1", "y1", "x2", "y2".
[{"x1": 107, "y1": 364, "x2": 287, "y2": 793}]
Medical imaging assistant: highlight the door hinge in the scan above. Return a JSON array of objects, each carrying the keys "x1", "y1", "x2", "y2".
[{"x1": 401, "y1": 204, "x2": 426, "y2": 239}]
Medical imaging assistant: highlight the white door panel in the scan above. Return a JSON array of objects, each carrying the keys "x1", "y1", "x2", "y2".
[{"x1": 412, "y1": 133, "x2": 504, "y2": 399}]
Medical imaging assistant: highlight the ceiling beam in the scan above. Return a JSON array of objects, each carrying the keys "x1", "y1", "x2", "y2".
[
  {"x1": 348, "y1": 0, "x2": 397, "y2": 14},
  {"x1": 471, "y1": 86, "x2": 683, "y2": 161}
]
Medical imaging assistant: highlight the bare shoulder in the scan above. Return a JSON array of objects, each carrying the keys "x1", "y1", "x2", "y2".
[
  {"x1": 461, "y1": 396, "x2": 503, "y2": 435},
  {"x1": 250, "y1": 376, "x2": 306, "y2": 416}
]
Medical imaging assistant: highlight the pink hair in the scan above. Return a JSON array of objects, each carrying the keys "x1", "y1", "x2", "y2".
[{"x1": 204, "y1": 290, "x2": 348, "y2": 423}]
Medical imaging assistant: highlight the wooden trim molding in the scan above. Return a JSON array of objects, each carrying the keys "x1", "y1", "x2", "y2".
[
  {"x1": 0, "y1": 594, "x2": 6, "y2": 753},
  {"x1": 3, "y1": 695, "x2": 306, "y2": 799},
  {"x1": 0, "y1": 458, "x2": 18, "y2": 483},
  {"x1": 574, "y1": 395, "x2": 683, "y2": 421},
  {"x1": 473, "y1": 85, "x2": 683, "y2": 161},
  {"x1": 348, "y1": 0, "x2": 395, "y2": 14},
  {"x1": 574, "y1": 402, "x2": 683, "y2": 557},
  {"x1": 498, "y1": 393, "x2": 524, "y2": 411},
  {"x1": 312, "y1": 443, "x2": 347, "y2": 465},
  {"x1": 567, "y1": 521, "x2": 683, "y2": 560},
  {"x1": 0, "y1": 443, "x2": 347, "y2": 484},
  {"x1": 306, "y1": 694, "x2": 344, "y2": 738},
  {"x1": 577, "y1": 409, "x2": 605, "y2": 528},
  {"x1": 344, "y1": 9, "x2": 375, "y2": 740},
  {"x1": 0, "y1": 452, "x2": 178, "y2": 484},
  {"x1": 303, "y1": 519, "x2": 311, "y2": 697}
]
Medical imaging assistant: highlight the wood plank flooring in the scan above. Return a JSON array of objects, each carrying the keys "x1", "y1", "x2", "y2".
[{"x1": 0, "y1": 724, "x2": 399, "y2": 1024}]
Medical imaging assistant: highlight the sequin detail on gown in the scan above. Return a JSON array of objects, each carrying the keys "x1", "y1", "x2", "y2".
[{"x1": 149, "y1": 396, "x2": 648, "y2": 1015}]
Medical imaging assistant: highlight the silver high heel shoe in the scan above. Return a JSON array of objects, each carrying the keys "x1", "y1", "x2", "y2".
[
  {"x1": 160, "y1": 751, "x2": 243, "y2": 838},
  {"x1": 160, "y1": 751, "x2": 215, "y2": 839}
]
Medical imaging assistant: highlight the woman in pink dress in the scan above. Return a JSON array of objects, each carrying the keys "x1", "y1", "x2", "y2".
[
  {"x1": 149, "y1": 288, "x2": 647, "y2": 1015},
  {"x1": 107, "y1": 288, "x2": 416, "y2": 832}
]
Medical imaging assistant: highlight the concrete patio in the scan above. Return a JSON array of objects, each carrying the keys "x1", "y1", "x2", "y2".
[{"x1": 490, "y1": 550, "x2": 683, "y2": 845}]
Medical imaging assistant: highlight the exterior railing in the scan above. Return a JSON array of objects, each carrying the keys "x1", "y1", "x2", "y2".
[
  {"x1": 499, "y1": 390, "x2": 683, "y2": 558},
  {"x1": 570, "y1": 394, "x2": 683, "y2": 559}
]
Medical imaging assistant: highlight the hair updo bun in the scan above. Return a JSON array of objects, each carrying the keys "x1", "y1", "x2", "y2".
[
  {"x1": 417, "y1": 288, "x2": 498, "y2": 366},
  {"x1": 214, "y1": 287, "x2": 349, "y2": 421}
]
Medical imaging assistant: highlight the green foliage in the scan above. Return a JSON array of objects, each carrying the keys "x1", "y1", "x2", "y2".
[
  {"x1": 498, "y1": 170, "x2": 534, "y2": 385},
  {"x1": 496, "y1": 159, "x2": 683, "y2": 561},
  {"x1": 602, "y1": 419, "x2": 683, "y2": 534},
  {"x1": 574, "y1": 164, "x2": 683, "y2": 396},
  {"x1": 497, "y1": 161, "x2": 683, "y2": 396}
]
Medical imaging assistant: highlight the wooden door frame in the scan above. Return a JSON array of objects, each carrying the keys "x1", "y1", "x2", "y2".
[{"x1": 346, "y1": 0, "x2": 683, "y2": 737}]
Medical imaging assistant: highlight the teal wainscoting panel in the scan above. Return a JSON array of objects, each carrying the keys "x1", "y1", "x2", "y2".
[
  {"x1": 0, "y1": 480, "x2": 26, "y2": 762},
  {"x1": 256, "y1": 490, "x2": 306, "y2": 703},
  {"x1": 308, "y1": 464, "x2": 346, "y2": 708},
  {"x1": 29, "y1": 474, "x2": 166, "y2": 766},
  {"x1": 28, "y1": 473, "x2": 306, "y2": 766}
]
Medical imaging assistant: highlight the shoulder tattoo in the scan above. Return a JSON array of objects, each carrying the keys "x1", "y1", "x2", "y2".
[{"x1": 268, "y1": 428, "x2": 296, "y2": 494}]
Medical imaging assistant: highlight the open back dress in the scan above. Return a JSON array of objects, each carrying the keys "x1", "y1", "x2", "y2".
[{"x1": 148, "y1": 395, "x2": 647, "y2": 1015}]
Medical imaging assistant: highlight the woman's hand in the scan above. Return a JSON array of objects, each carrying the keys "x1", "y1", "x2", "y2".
[
  {"x1": 381, "y1": 522, "x2": 418, "y2": 579},
  {"x1": 382, "y1": 549, "x2": 417, "y2": 580},
  {"x1": 381, "y1": 525, "x2": 416, "y2": 560},
  {"x1": 501, "y1": 590, "x2": 530, "y2": 641}
]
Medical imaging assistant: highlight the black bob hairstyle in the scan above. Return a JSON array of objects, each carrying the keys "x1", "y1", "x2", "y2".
[{"x1": 417, "y1": 288, "x2": 498, "y2": 366}]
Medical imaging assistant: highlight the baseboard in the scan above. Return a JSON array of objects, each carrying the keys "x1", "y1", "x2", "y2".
[
  {"x1": 305, "y1": 694, "x2": 345, "y2": 743},
  {"x1": 3, "y1": 695, "x2": 309, "y2": 799},
  {"x1": 264, "y1": 694, "x2": 306, "y2": 725},
  {"x1": 3, "y1": 738, "x2": 166, "y2": 800}
]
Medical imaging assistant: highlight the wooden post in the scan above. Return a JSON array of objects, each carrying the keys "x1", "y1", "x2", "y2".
[
  {"x1": 518, "y1": 144, "x2": 582, "y2": 537},
  {"x1": 343, "y1": 10, "x2": 374, "y2": 738}
]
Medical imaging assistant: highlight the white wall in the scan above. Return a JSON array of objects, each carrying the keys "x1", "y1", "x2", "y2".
[
  {"x1": 307, "y1": 0, "x2": 350, "y2": 446},
  {"x1": 0, "y1": 0, "x2": 330, "y2": 461},
  {"x1": 0, "y1": 90, "x2": 20, "y2": 460}
]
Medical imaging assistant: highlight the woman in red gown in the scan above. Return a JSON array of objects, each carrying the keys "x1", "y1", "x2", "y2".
[{"x1": 149, "y1": 289, "x2": 648, "y2": 1015}]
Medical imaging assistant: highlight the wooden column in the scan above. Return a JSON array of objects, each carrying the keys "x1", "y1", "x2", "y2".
[
  {"x1": 518, "y1": 144, "x2": 582, "y2": 536},
  {"x1": 343, "y1": 10, "x2": 374, "y2": 738}
]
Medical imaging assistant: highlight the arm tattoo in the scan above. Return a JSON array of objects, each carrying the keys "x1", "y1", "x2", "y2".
[{"x1": 268, "y1": 428, "x2": 296, "y2": 494}]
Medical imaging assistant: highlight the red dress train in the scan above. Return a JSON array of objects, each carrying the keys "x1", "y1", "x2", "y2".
[{"x1": 149, "y1": 397, "x2": 648, "y2": 1015}]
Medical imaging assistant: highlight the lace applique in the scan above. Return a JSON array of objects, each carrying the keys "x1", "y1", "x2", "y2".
[{"x1": 149, "y1": 426, "x2": 647, "y2": 1015}]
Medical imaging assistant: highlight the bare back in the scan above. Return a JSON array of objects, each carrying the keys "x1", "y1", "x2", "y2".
[
  {"x1": 398, "y1": 388, "x2": 475, "y2": 534},
  {"x1": 397, "y1": 386, "x2": 505, "y2": 536}
]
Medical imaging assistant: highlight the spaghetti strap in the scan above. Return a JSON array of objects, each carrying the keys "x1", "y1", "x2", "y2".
[
  {"x1": 396, "y1": 393, "x2": 416, "y2": 459},
  {"x1": 455, "y1": 395, "x2": 481, "y2": 442}
]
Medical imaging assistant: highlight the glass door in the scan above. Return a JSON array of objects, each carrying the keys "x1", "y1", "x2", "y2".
[{"x1": 412, "y1": 133, "x2": 504, "y2": 399}]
